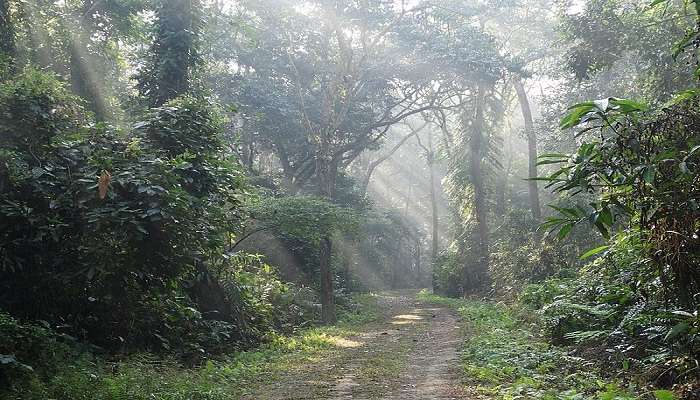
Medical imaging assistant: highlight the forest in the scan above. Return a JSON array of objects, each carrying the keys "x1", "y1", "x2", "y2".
[{"x1": 0, "y1": 0, "x2": 699, "y2": 398}]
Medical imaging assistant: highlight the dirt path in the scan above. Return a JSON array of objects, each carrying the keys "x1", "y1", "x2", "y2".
[{"x1": 242, "y1": 290, "x2": 469, "y2": 400}]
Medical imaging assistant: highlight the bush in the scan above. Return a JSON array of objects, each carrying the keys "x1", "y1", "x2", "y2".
[
  {"x1": 0, "y1": 313, "x2": 71, "y2": 394},
  {"x1": 0, "y1": 70, "x2": 247, "y2": 351},
  {"x1": 432, "y1": 247, "x2": 466, "y2": 297},
  {"x1": 524, "y1": 231, "x2": 700, "y2": 385}
]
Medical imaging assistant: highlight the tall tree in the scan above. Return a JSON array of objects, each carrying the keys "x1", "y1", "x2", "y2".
[
  {"x1": 139, "y1": 0, "x2": 202, "y2": 106},
  {"x1": 513, "y1": 76, "x2": 541, "y2": 220},
  {"x1": 465, "y1": 83, "x2": 491, "y2": 290},
  {"x1": 226, "y1": 0, "x2": 436, "y2": 322},
  {"x1": 0, "y1": 0, "x2": 15, "y2": 65},
  {"x1": 415, "y1": 128, "x2": 439, "y2": 261},
  {"x1": 68, "y1": 1, "x2": 110, "y2": 120}
]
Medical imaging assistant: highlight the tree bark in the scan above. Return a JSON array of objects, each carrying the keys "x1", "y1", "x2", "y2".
[
  {"x1": 0, "y1": 0, "x2": 15, "y2": 65},
  {"x1": 427, "y1": 133, "x2": 439, "y2": 261},
  {"x1": 414, "y1": 237, "x2": 421, "y2": 284},
  {"x1": 416, "y1": 131, "x2": 440, "y2": 261},
  {"x1": 316, "y1": 151, "x2": 337, "y2": 324},
  {"x1": 513, "y1": 77, "x2": 541, "y2": 221},
  {"x1": 466, "y1": 83, "x2": 490, "y2": 292},
  {"x1": 319, "y1": 235, "x2": 335, "y2": 323}
]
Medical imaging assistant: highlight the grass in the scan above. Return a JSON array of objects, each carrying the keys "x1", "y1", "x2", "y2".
[
  {"x1": 5, "y1": 293, "x2": 382, "y2": 400},
  {"x1": 417, "y1": 290, "x2": 644, "y2": 400}
]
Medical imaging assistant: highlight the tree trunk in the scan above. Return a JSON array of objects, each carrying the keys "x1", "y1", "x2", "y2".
[
  {"x1": 316, "y1": 152, "x2": 337, "y2": 324},
  {"x1": 360, "y1": 124, "x2": 425, "y2": 194},
  {"x1": 466, "y1": 83, "x2": 490, "y2": 292},
  {"x1": 145, "y1": 0, "x2": 200, "y2": 107},
  {"x1": 319, "y1": 236, "x2": 335, "y2": 323},
  {"x1": 513, "y1": 77, "x2": 541, "y2": 221},
  {"x1": 427, "y1": 133, "x2": 439, "y2": 261},
  {"x1": 414, "y1": 237, "x2": 421, "y2": 285},
  {"x1": 0, "y1": 0, "x2": 15, "y2": 65}
]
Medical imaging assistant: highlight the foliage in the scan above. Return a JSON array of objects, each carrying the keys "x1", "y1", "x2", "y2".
[
  {"x1": 418, "y1": 291, "x2": 660, "y2": 400},
  {"x1": 0, "y1": 294, "x2": 380, "y2": 399},
  {"x1": 541, "y1": 96, "x2": 700, "y2": 303},
  {"x1": 0, "y1": 313, "x2": 71, "y2": 392},
  {"x1": 137, "y1": 0, "x2": 203, "y2": 106},
  {"x1": 247, "y1": 196, "x2": 360, "y2": 245},
  {"x1": 524, "y1": 232, "x2": 700, "y2": 392},
  {"x1": 357, "y1": 209, "x2": 423, "y2": 289},
  {"x1": 0, "y1": 69, "x2": 257, "y2": 352},
  {"x1": 432, "y1": 246, "x2": 468, "y2": 297}
]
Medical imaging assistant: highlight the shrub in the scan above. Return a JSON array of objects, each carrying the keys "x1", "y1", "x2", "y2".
[
  {"x1": 0, "y1": 70, "x2": 246, "y2": 351},
  {"x1": 0, "y1": 313, "x2": 70, "y2": 394}
]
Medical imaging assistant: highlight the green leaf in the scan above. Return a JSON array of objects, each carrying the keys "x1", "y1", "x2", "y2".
[
  {"x1": 537, "y1": 158, "x2": 568, "y2": 166},
  {"x1": 664, "y1": 322, "x2": 689, "y2": 341},
  {"x1": 550, "y1": 205, "x2": 582, "y2": 219},
  {"x1": 672, "y1": 31, "x2": 698, "y2": 60},
  {"x1": 557, "y1": 223, "x2": 573, "y2": 240},
  {"x1": 610, "y1": 98, "x2": 648, "y2": 112},
  {"x1": 580, "y1": 245, "x2": 610, "y2": 260},
  {"x1": 687, "y1": 144, "x2": 700, "y2": 158},
  {"x1": 538, "y1": 152, "x2": 568, "y2": 158},
  {"x1": 560, "y1": 102, "x2": 595, "y2": 129},
  {"x1": 597, "y1": 206, "x2": 613, "y2": 227},
  {"x1": 642, "y1": 166, "x2": 656, "y2": 184},
  {"x1": 665, "y1": 89, "x2": 700, "y2": 107},
  {"x1": 653, "y1": 389, "x2": 677, "y2": 400}
]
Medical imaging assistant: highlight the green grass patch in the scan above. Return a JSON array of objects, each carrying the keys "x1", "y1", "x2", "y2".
[
  {"x1": 3, "y1": 293, "x2": 382, "y2": 400},
  {"x1": 418, "y1": 290, "x2": 643, "y2": 400}
]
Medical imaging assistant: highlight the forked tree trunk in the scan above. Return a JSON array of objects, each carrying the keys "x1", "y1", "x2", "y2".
[{"x1": 513, "y1": 77, "x2": 541, "y2": 221}]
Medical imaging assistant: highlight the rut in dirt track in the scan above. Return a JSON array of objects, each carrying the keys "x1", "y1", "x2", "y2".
[
  {"x1": 384, "y1": 304, "x2": 467, "y2": 400},
  {"x1": 242, "y1": 290, "x2": 472, "y2": 400}
]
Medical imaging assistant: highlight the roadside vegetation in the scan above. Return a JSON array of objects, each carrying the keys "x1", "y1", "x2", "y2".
[
  {"x1": 1, "y1": 294, "x2": 380, "y2": 400},
  {"x1": 0, "y1": 0, "x2": 698, "y2": 398},
  {"x1": 419, "y1": 291, "x2": 681, "y2": 400}
]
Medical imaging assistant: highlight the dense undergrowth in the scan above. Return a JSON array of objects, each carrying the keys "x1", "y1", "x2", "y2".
[
  {"x1": 419, "y1": 290, "x2": 681, "y2": 400},
  {"x1": 0, "y1": 294, "x2": 380, "y2": 400}
]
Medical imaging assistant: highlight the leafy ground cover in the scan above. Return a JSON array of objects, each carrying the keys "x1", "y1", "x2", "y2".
[
  {"x1": 2, "y1": 294, "x2": 381, "y2": 400},
  {"x1": 418, "y1": 290, "x2": 677, "y2": 400}
]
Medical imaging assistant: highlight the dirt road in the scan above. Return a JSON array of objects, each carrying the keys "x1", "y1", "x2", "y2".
[{"x1": 242, "y1": 291, "x2": 470, "y2": 400}]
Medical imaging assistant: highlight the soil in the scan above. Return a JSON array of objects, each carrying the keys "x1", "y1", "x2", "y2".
[{"x1": 242, "y1": 290, "x2": 471, "y2": 400}]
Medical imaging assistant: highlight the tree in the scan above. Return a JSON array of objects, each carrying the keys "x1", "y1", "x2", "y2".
[
  {"x1": 222, "y1": 0, "x2": 438, "y2": 322},
  {"x1": 360, "y1": 122, "x2": 428, "y2": 194},
  {"x1": 414, "y1": 126, "x2": 440, "y2": 261},
  {"x1": 465, "y1": 83, "x2": 491, "y2": 289},
  {"x1": 139, "y1": 0, "x2": 202, "y2": 107},
  {"x1": 67, "y1": 1, "x2": 110, "y2": 120},
  {"x1": 513, "y1": 76, "x2": 541, "y2": 221},
  {"x1": 0, "y1": 0, "x2": 15, "y2": 65}
]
